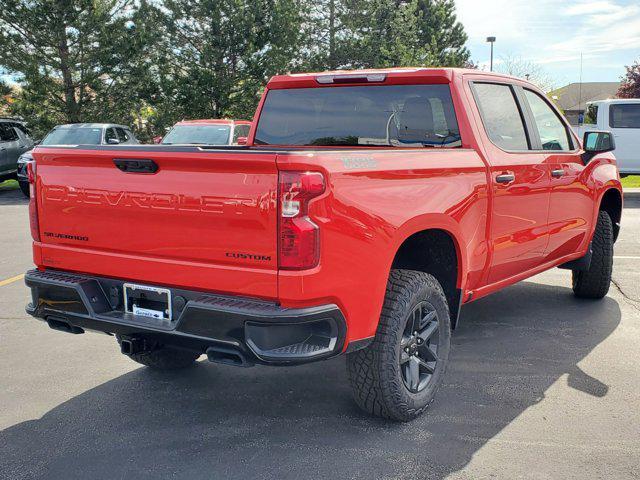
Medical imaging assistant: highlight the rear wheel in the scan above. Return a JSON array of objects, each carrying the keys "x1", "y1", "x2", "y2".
[
  {"x1": 572, "y1": 210, "x2": 613, "y2": 299},
  {"x1": 347, "y1": 269, "x2": 451, "y2": 421},
  {"x1": 18, "y1": 180, "x2": 30, "y2": 197},
  {"x1": 117, "y1": 337, "x2": 200, "y2": 370}
]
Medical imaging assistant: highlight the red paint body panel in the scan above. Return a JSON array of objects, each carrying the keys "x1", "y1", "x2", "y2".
[
  {"x1": 30, "y1": 68, "x2": 622, "y2": 348},
  {"x1": 276, "y1": 149, "x2": 489, "y2": 343},
  {"x1": 32, "y1": 148, "x2": 279, "y2": 298}
]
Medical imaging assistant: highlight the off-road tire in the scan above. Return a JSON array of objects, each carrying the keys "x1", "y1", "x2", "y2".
[
  {"x1": 347, "y1": 269, "x2": 451, "y2": 421},
  {"x1": 117, "y1": 338, "x2": 200, "y2": 370},
  {"x1": 18, "y1": 180, "x2": 30, "y2": 198},
  {"x1": 572, "y1": 210, "x2": 613, "y2": 299}
]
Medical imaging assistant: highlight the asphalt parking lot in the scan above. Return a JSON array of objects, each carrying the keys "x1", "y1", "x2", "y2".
[{"x1": 1, "y1": 183, "x2": 639, "y2": 480}]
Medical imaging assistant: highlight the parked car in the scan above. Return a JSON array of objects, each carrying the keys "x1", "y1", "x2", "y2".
[
  {"x1": 17, "y1": 123, "x2": 139, "y2": 197},
  {"x1": 159, "y1": 119, "x2": 251, "y2": 145},
  {"x1": 0, "y1": 118, "x2": 35, "y2": 184},
  {"x1": 24, "y1": 68, "x2": 621, "y2": 421},
  {"x1": 574, "y1": 99, "x2": 640, "y2": 176}
]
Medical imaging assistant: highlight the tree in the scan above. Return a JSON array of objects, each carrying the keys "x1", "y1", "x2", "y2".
[
  {"x1": 414, "y1": 0, "x2": 469, "y2": 67},
  {"x1": 496, "y1": 54, "x2": 556, "y2": 92},
  {"x1": 146, "y1": 0, "x2": 303, "y2": 129},
  {"x1": 301, "y1": 0, "x2": 351, "y2": 70},
  {"x1": 336, "y1": 0, "x2": 469, "y2": 69},
  {"x1": 617, "y1": 59, "x2": 640, "y2": 98},
  {"x1": 0, "y1": 0, "x2": 156, "y2": 136}
]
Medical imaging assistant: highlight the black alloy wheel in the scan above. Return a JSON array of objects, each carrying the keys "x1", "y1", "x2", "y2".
[{"x1": 400, "y1": 302, "x2": 440, "y2": 393}]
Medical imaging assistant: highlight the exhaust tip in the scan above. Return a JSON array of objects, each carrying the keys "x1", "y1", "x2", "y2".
[
  {"x1": 206, "y1": 346, "x2": 253, "y2": 367},
  {"x1": 46, "y1": 317, "x2": 84, "y2": 334}
]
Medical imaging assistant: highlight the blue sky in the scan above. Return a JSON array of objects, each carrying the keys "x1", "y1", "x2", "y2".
[{"x1": 456, "y1": 0, "x2": 640, "y2": 86}]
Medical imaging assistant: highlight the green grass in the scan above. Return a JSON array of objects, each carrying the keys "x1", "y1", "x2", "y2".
[
  {"x1": 0, "y1": 179, "x2": 18, "y2": 190},
  {"x1": 621, "y1": 175, "x2": 640, "y2": 188}
]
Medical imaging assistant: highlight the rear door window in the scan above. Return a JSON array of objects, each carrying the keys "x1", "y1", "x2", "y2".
[
  {"x1": 472, "y1": 83, "x2": 529, "y2": 151},
  {"x1": 254, "y1": 84, "x2": 461, "y2": 147},
  {"x1": 0, "y1": 123, "x2": 19, "y2": 142},
  {"x1": 116, "y1": 127, "x2": 130, "y2": 143},
  {"x1": 233, "y1": 124, "x2": 250, "y2": 143},
  {"x1": 609, "y1": 104, "x2": 640, "y2": 128},
  {"x1": 105, "y1": 128, "x2": 118, "y2": 143}
]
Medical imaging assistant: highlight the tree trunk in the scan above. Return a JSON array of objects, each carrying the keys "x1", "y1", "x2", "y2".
[
  {"x1": 57, "y1": 25, "x2": 79, "y2": 122},
  {"x1": 328, "y1": 0, "x2": 336, "y2": 69}
]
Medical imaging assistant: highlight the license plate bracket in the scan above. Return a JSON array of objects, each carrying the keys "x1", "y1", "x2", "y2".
[{"x1": 123, "y1": 283, "x2": 172, "y2": 322}]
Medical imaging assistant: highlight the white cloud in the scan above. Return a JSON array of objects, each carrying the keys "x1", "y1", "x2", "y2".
[
  {"x1": 564, "y1": 1, "x2": 620, "y2": 15},
  {"x1": 456, "y1": 0, "x2": 640, "y2": 82}
]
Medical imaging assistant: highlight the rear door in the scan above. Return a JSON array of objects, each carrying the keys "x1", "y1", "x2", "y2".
[
  {"x1": 608, "y1": 102, "x2": 640, "y2": 174},
  {"x1": 520, "y1": 88, "x2": 591, "y2": 261},
  {"x1": 33, "y1": 147, "x2": 280, "y2": 298},
  {"x1": 470, "y1": 81, "x2": 551, "y2": 284}
]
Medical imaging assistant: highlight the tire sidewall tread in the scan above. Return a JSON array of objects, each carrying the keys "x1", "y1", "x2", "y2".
[{"x1": 348, "y1": 269, "x2": 451, "y2": 422}]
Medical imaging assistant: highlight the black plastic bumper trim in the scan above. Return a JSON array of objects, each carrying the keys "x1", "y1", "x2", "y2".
[{"x1": 24, "y1": 269, "x2": 347, "y2": 366}]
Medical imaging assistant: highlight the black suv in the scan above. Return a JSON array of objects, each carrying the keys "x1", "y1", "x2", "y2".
[{"x1": 0, "y1": 118, "x2": 35, "y2": 186}]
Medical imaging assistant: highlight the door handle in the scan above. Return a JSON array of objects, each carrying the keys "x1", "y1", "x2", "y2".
[
  {"x1": 495, "y1": 173, "x2": 515, "y2": 184},
  {"x1": 551, "y1": 169, "x2": 565, "y2": 178},
  {"x1": 113, "y1": 158, "x2": 158, "y2": 174}
]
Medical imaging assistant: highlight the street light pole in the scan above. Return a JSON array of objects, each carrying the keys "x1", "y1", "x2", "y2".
[{"x1": 486, "y1": 36, "x2": 496, "y2": 71}]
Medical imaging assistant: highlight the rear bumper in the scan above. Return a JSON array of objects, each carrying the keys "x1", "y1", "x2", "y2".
[{"x1": 25, "y1": 269, "x2": 347, "y2": 366}]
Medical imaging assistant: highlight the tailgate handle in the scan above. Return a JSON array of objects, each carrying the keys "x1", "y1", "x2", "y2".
[{"x1": 113, "y1": 158, "x2": 158, "y2": 174}]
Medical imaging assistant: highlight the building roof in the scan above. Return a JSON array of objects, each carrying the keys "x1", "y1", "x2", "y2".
[{"x1": 549, "y1": 82, "x2": 620, "y2": 111}]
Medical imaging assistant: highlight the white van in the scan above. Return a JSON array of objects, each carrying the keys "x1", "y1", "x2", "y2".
[{"x1": 575, "y1": 99, "x2": 640, "y2": 175}]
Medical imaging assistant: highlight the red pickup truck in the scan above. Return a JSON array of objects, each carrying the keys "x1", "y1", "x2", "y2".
[{"x1": 24, "y1": 68, "x2": 621, "y2": 421}]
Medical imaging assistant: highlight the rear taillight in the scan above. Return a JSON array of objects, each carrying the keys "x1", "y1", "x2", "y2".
[
  {"x1": 27, "y1": 161, "x2": 40, "y2": 242},
  {"x1": 278, "y1": 171, "x2": 325, "y2": 270}
]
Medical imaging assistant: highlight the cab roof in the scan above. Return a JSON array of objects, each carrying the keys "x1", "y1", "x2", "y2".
[{"x1": 266, "y1": 67, "x2": 532, "y2": 90}]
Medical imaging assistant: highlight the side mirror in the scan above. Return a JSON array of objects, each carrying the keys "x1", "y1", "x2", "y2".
[
  {"x1": 582, "y1": 131, "x2": 615, "y2": 163},
  {"x1": 153, "y1": 136, "x2": 163, "y2": 144},
  {"x1": 107, "y1": 138, "x2": 120, "y2": 145},
  {"x1": 236, "y1": 136, "x2": 248, "y2": 145}
]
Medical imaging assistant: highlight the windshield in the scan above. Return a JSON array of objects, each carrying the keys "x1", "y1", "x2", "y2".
[
  {"x1": 42, "y1": 127, "x2": 103, "y2": 145},
  {"x1": 162, "y1": 125, "x2": 231, "y2": 145},
  {"x1": 254, "y1": 84, "x2": 461, "y2": 147}
]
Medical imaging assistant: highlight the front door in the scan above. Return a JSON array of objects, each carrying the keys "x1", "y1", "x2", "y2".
[
  {"x1": 470, "y1": 81, "x2": 551, "y2": 284},
  {"x1": 520, "y1": 88, "x2": 592, "y2": 261}
]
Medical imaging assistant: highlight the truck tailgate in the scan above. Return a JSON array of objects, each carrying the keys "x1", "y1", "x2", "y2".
[{"x1": 32, "y1": 147, "x2": 279, "y2": 299}]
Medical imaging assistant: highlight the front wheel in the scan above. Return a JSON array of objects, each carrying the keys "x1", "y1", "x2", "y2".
[
  {"x1": 572, "y1": 210, "x2": 613, "y2": 299},
  {"x1": 347, "y1": 269, "x2": 451, "y2": 421}
]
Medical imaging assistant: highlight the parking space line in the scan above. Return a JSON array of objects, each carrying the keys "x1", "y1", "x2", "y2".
[
  {"x1": 0, "y1": 274, "x2": 25, "y2": 287},
  {"x1": 614, "y1": 255, "x2": 640, "y2": 260}
]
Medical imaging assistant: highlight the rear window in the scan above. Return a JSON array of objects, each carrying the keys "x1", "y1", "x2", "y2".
[
  {"x1": 41, "y1": 127, "x2": 103, "y2": 145},
  {"x1": 254, "y1": 84, "x2": 461, "y2": 147},
  {"x1": 162, "y1": 125, "x2": 231, "y2": 145},
  {"x1": 609, "y1": 104, "x2": 640, "y2": 128}
]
